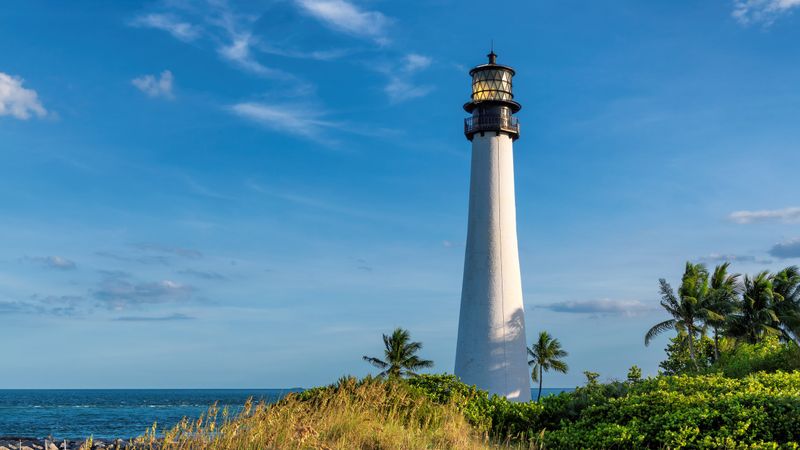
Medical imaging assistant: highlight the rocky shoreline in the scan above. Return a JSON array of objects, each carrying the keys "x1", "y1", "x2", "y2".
[{"x1": 0, "y1": 438, "x2": 133, "y2": 450}]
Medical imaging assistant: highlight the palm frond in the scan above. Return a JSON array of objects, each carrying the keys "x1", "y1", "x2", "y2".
[
  {"x1": 550, "y1": 360, "x2": 569, "y2": 374},
  {"x1": 362, "y1": 356, "x2": 388, "y2": 369},
  {"x1": 644, "y1": 319, "x2": 675, "y2": 346}
]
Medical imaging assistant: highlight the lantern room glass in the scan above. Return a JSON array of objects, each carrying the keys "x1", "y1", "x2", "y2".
[{"x1": 471, "y1": 68, "x2": 513, "y2": 102}]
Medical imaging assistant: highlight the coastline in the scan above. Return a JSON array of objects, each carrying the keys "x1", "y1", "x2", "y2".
[{"x1": 0, "y1": 438, "x2": 129, "y2": 450}]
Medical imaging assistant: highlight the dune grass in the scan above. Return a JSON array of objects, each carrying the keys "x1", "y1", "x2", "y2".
[{"x1": 122, "y1": 376, "x2": 534, "y2": 450}]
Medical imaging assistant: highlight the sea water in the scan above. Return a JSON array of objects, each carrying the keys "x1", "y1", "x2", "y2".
[{"x1": 0, "y1": 388, "x2": 571, "y2": 439}]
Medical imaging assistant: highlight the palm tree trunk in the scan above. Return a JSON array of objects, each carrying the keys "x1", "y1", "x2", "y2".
[
  {"x1": 537, "y1": 366, "x2": 543, "y2": 402},
  {"x1": 780, "y1": 328, "x2": 800, "y2": 349},
  {"x1": 712, "y1": 327, "x2": 720, "y2": 362},
  {"x1": 687, "y1": 327, "x2": 699, "y2": 370}
]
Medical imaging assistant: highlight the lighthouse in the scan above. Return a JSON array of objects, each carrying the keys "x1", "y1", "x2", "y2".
[{"x1": 454, "y1": 51, "x2": 531, "y2": 402}]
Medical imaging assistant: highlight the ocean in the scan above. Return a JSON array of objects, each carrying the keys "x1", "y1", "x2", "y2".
[{"x1": 0, "y1": 388, "x2": 572, "y2": 439}]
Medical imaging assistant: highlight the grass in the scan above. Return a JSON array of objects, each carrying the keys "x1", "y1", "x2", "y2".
[{"x1": 119, "y1": 376, "x2": 535, "y2": 450}]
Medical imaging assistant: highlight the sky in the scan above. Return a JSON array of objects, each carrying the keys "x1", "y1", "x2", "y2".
[{"x1": 2, "y1": 0, "x2": 800, "y2": 389}]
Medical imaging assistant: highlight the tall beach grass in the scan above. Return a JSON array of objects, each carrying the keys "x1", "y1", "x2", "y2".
[{"x1": 121, "y1": 376, "x2": 535, "y2": 450}]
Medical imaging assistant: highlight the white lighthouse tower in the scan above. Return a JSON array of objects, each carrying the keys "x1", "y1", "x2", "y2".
[{"x1": 455, "y1": 51, "x2": 531, "y2": 402}]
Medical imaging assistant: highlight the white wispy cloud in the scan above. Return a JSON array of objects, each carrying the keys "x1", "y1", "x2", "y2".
[
  {"x1": 383, "y1": 53, "x2": 434, "y2": 103},
  {"x1": 0, "y1": 72, "x2": 47, "y2": 120},
  {"x1": 728, "y1": 206, "x2": 800, "y2": 224},
  {"x1": 540, "y1": 299, "x2": 656, "y2": 317},
  {"x1": 130, "y1": 13, "x2": 201, "y2": 42},
  {"x1": 0, "y1": 295, "x2": 84, "y2": 316},
  {"x1": 218, "y1": 34, "x2": 282, "y2": 77},
  {"x1": 178, "y1": 269, "x2": 227, "y2": 281},
  {"x1": 229, "y1": 102, "x2": 336, "y2": 138},
  {"x1": 696, "y1": 253, "x2": 774, "y2": 265},
  {"x1": 385, "y1": 79, "x2": 433, "y2": 103},
  {"x1": 402, "y1": 53, "x2": 432, "y2": 72},
  {"x1": 132, "y1": 70, "x2": 175, "y2": 99},
  {"x1": 114, "y1": 313, "x2": 195, "y2": 322},
  {"x1": 295, "y1": 0, "x2": 390, "y2": 43},
  {"x1": 130, "y1": 4, "x2": 291, "y2": 81},
  {"x1": 246, "y1": 180, "x2": 392, "y2": 221},
  {"x1": 732, "y1": 0, "x2": 800, "y2": 25},
  {"x1": 769, "y1": 238, "x2": 800, "y2": 259},
  {"x1": 133, "y1": 243, "x2": 203, "y2": 259},
  {"x1": 698, "y1": 253, "x2": 756, "y2": 263},
  {"x1": 93, "y1": 272, "x2": 193, "y2": 310},
  {"x1": 24, "y1": 255, "x2": 77, "y2": 270}
]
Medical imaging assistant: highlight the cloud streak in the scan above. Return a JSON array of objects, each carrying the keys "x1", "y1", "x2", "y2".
[
  {"x1": 133, "y1": 243, "x2": 202, "y2": 259},
  {"x1": 25, "y1": 255, "x2": 77, "y2": 270},
  {"x1": 93, "y1": 272, "x2": 193, "y2": 310},
  {"x1": 178, "y1": 269, "x2": 227, "y2": 281},
  {"x1": 383, "y1": 54, "x2": 434, "y2": 103},
  {"x1": 132, "y1": 70, "x2": 175, "y2": 99},
  {"x1": 0, "y1": 300, "x2": 36, "y2": 314},
  {"x1": 697, "y1": 253, "x2": 772, "y2": 264},
  {"x1": 218, "y1": 34, "x2": 284, "y2": 78},
  {"x1": 540, "y1": 299, "x2": 656, "y2": 316},
  {"x1": 229, "y1": 102, "x2": 337, "y2": 139},
  {"x1": 729, "y1": 206, "x2": 800, "y2": 224},
  {"x1": 0, "y1": 295, "x2": 84, "y2": 316},
  {"x1": 733, "y1": 0, "x2": 800, "y2": 25},
  {"x1": 114, "y1": 313, "x2": 195, "y2": 322},
  {"x1": 0, "y1": 72, "x2": 47, "y2": 120},
  {"x1": 295, "y1": 0, "x2": 390, "y2": 44},
  {"x1": 769, "y1": 238, "x2": 800, "y2": 259},
  {"x1": 96, "y1": 251, "x2": 170, "y2": 266},
  {"x1": 130, "y1": 13, "x2": 201, "y2": 42}
]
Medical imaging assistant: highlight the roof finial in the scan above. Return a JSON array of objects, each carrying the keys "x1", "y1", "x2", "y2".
[{"x1": 488, "y1": 41, "x2": 497, "y2": 65}]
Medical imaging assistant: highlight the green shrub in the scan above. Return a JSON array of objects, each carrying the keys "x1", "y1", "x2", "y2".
[
  {"x1": 711, "y1": 337, "x2": 800, "y2": 378},
  {"x1": 660, "y1": 335, "x2": 716, "y2": 375},
  {"x1": 407, "y1": 374, "x2": 544, "y2": 439},
  {"x1": 409, "y1": 372, "x2": 800, "y2": 449},
  {"x1": 627, "y1": 365, "x2": 643, "y2": 383},
  {"x1": 544, "y1": 372, "x2": 800, "y2": 449}
]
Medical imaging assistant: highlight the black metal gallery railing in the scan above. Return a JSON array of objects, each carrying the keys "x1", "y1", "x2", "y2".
[{"x1": 464, "y1": 115, "x2": 520, "y2": 139}]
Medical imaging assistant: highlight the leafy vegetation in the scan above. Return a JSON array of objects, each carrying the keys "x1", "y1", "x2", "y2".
[
  {"x1": 647, "y1": 262, "x2": 800, "y2": 373},
  {"x1": 363, "y1": 327, "x2": 434, "y2": 379},
  {"x1": 645, "y1": 262, "x2": 712, "y2": 369},
  {"x1": 527, "y1": 331, "x2": 569, "y2": 402},
  {"x1": 711, "y1": 336, "x2": 800, "y2": 378},
  {"x1": 626, "y1": 365, "x2": 642, "y2": 382},
  {"x1": 659, "y1": 334, "x2": 716, "y2": 375},
  {"x1": 124, "y1": 376, "x2": 515, "y2": 450},
  {"x1": 115, "y1": 262, "x2": 800, "y2": 449},
  {"x1": 544, "y1": 371, "x2": 800, "y2": 449},
  {"x1": 411, "y1": 372, "x2": 800, "y2": 449}
]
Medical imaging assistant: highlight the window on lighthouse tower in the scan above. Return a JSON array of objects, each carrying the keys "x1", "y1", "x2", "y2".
[{"x1": 471, "y1": 69, "x2": 513, "y2": 102}]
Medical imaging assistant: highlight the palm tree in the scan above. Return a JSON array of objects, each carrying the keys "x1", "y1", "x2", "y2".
[
  {"x1": 645, "y1": 262, "x2": 709, "y2": 369},
  {"x1": 704, "y1": 263, "x2": 740, "y2": 361},
  {"x1": 527, "y1": 331, "x2": 569, "y2": 402},
  {"x1": 727, "y1": 271, "x2": 782, "y2": 344},
  {"x1": 771, "y1": 266, "x2": 800, "y2": 346},
  {"x1": 362, "y1": 328, "x2": 433, "y2": 379}
]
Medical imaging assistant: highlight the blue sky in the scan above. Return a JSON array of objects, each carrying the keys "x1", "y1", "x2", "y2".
[{"x1": 2, "y1": 0, "x2": 800, "y2": 388}]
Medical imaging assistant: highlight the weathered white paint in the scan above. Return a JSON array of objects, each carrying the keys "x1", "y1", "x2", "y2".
[{"x1": 455, "y1": 132, "x2": 531, "y2": 402}]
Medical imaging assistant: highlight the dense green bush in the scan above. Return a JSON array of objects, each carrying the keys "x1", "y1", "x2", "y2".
[
  {"x1": 410, "y1": 372, "x2": 800, "y2": 449},
  {"x1": 546, "y1": 372, "x2": 800, "y2": 449},
  {"x1": 711, "y1": 337, "x2": 800, "y2": 378},
  {"x1": 660, "y1": 335, "x2": 716, "y2": 375},
  {"x1": 407, "y1": 374, "x2": 543, "y2": 438}
]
